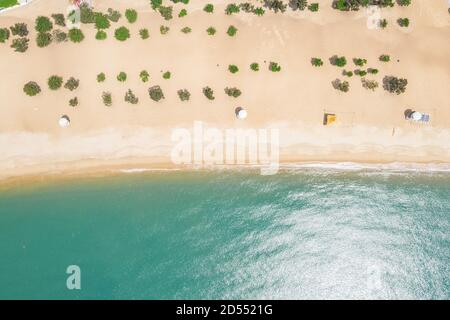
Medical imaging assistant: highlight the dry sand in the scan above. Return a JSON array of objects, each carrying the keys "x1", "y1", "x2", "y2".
[{"x1": 0, "y1": 0, "x2": 449, "y2": 182}]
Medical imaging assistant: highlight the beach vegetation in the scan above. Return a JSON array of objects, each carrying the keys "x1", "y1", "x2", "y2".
[
  {"x1": 79, "y1": 3, "x2": 96, "y2": 24},
  {"x1": 35, "y1": 16, "x2": 53, "y2": 33},
  {"x1": 379, "y1": 19, "x2": 388, "y2": 28},
  {"x1": 379, "y1": 54, "x2": 390, "y2": 62},
  {"x1": 225, "y1": 4, "x2": 240, "y2": 15},
  {"x1": 227, "y1": 25, "x2": 238, "y2": 37},
  {"x1": 23, "y1": 81, "x2": 41, "y2": 96},
  {"x1": 158, "y1": 6, "x2": 173, "y2": 20},
  {"x1": 68, "y1": 28, "x2": 84, "y2": 43},
  {"x1": 97, "y1": 73, "x2": 106, "y2": 83},
  {"x1": 151, "y1": 0, "x2": 162, "y2": 10},
  {"x1": 177, "y1": 89, "x2": 191, "y2": 101},
  {"x1": 0, "y1": 28, "x2": 10, "y2": 43},
  {"x1": 250, "y1": 63, "x2": 260, "y2": 71},
  {"x1": 397, "y1": 18, "x2": 409, "y2": 27},
  {"x1": 228, "y1": 65, "x2": 239, "y2": 74},
  {"x1": 383, "y1": 76, "x2": 408, "y2": 94},
  {"x1": 140, "y1": 28, "x2": 150, "y2": 39},
  {"x1": 206, "y1": 27, "x2": 216, "y2": 35},
  {"x1": 342, "y1": 70, "x2": 353, "y2": 77},
  {"x1": 224, "y1": 87, "x2": 242, "y2": 98},
  {"x1": 253, "y1": 7, "x2": 265, "y2": 16},
  {"x1": 102, "y1": 92, "x2": 112, "y2": 106},
  {"x1": 269, "y1": 61, "x2": 281, "y2": 72},
  {"x1": 178, "y1": 9, "x2": 188, "y2": 17},
  {"x1": 125, "y1": 9, "x2": 138, "y2": 23},
  {"x1": 51, "y1": 14, "x2": 65, "y2": 27},
  {"x1": 289, "y1": 0, "x2": 308, "y2": 11},
  {"x1": 181, "y1": 26, "x2": 192, "y2": 34},
  {"x1": 330, "y1": 55, "x2": 347, "y2": 67},
  {"x1": 115, "y1": 26, "x2": 130, "y2": 41},
  {"x1": 367, "y1": 68, "x2": 379, "y2": 74},
  {"x1": 148, "y1": 85, "x2": 165, "y2": 102},
  {"x1": 95, "y1": 14, "x2": 111, "y2": 30},
  {"x1": 48, "y1": 75, "x2": 63, "y2": 90},
  {"x1": 96, "y1": 30, "x2": 107, "y2": 40},
  {"x1": 397, "y1": 0, "x2": 411, "y2": 6},
  {"x1": 353, "y1": 58, "x2": 367, "y2": 66},
  {"x1": 332, "y1": 79, "x2": 350, "y2": 92},
  {"x1": 52, "y1": 29, "x2": 67, "y2": 43},
  {"x1": 361, "y1": 78, "x2": 379, "y2": 91},
  {"x1": 125, "y1": 89, "x2": 139, "y2": 104},
  {"x1": 10, "y1": 37, "x2": 29, "y2": 52},
  {"x1": 263, "y1": 0, "x2": 287, "y2": 13},
  {"x1": 10, "y1": 23, "x2": 28, "y2": 37},
  {"x1": 203, "y1": 86, "x2": 215, "y2": 100},
  {"x1": 64, "y1": 77, "x2": 79, "y2": 91},
  {"x1": 140, "y1": 70, "x2": 150, "y2": 82},
  {"x1": 69, "y1": 97, "x2": 78, "y2": 107},
  {"x1": 308, "y1": 3, "x2": 319, "y2": 11},
  {"x1": 239, "y1": 3, "x2": 255, "y2": 13},
  {"x1": 311, "y1": 58, "x2": 323, "y2": 67},
  {"x1": 117, "y1": 72, "x2": 127, "y2": 82},
  {"x1": 354, "y1": 69, "x2": 367, "y2": 77},
  {"x1": 332, "y1": 0, "x2": 394, "y2": 11},
  {"x1": 203, "y1": 4, "x2": 214, "y2": 13},
  {"x1": 107, "y1": 8, "x2": 121, "y2": 22},
  {"x1": 163, "y1": 71, "x2": 171, "y2": 79},
  {"x1": 36, "y1": 32, "x2": 52, "y2": 47},
  {"x1": 160, "y1": 25, "x2": 170, "y2": 35}
]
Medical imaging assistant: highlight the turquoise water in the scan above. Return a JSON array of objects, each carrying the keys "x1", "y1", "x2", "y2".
[{"x1": 0, "y1": 169, "x2": 449, "y2": 299}]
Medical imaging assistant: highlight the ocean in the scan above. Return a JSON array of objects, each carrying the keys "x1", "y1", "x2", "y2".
[{"x1": 0, "y1": 167, "x2": 449, "y2": 299}]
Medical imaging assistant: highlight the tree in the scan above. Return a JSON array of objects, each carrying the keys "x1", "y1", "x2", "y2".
[
  {"x1": 379, "y1": 19, "x2": 388, "y2": 29},
  {"x1": 227, "y1": 25, "x2": 238, "y2": 37},
  {"x1": 51, "y1": 14, "x2": 66, "y2": 27},
  {"x1": 64, "y1": 77, "x2": 80, "y2": 91},
  {"x1": 311, "y1": 58, "x2": 323, "y2": 67},
  {"x1": 181, "y1": 27, "x2": 192, "y2": 34},
  {"x1": 383, "y1": 76, "x2": 408, "y2": 94},
  {"x1": 69, "y1": 28, "x2": 84, "y2": 42},
  {"x1": 253, "y1": 7, "x2": 265, "y2": 16},
  {"x1": 115, "y1": 26, "x2": 130, "y2": 41},
  {"x1": 163, "y1": 71, "x2": 171, "y2": 79},
  {"x1": 149, "y1": 85, "x2": 165, "y2": 102},
  {"x1": 117, "y1": 72, "x2": 127, "y2": 82},
  {"x1": 204, "y1": 4, "x2": 214, "y2": 13},
  {"x1": 240, "y1": 3, "x2": 255, "y2": 13},
  {"x1": 179, "y1": 9, "x2": 188, "y2": 17},
  {"x1": 0, "y1": 28, "x2": 10, "y2": 43},
  {"x1": 10, "y1": 23, "x2": 28, "y2": 37},
  {"x1": 353, "y1": 58, "x2": 367, "y2": 66},
  {"x1": 203, "y1": 86, "x2": 215, "y2": 100},
  {"x1": 269, "y1": 62, "x2": 281, "y2": 72},
  {"x1": 228, "y1": 65, "x2": 239, "y2": 74},
  {"x1": 263, "y1": 0, "x2": 287, "y2": 13},
  {"x1": 177, "y1": 89, "x2": 191, "y2": 101},
  {"x1": 250, "y1": 63, "x2": 259, "y2": 71},
  {"x1": 225, "y1": 4, "x2": 240, "y2": 15},
  {"x1": 342, "y1": 70, "x2": 353, "y2": 77},
  {"x1": 96, "y1": 30, "x2": 107, "y2": 40},
  {"x1": 140, "y1": 70, "x2": 150, "y2": 82},
  {"x1": 125, "y1": 9, "x2": 138, "y2": 23},
  {"x1": 397, "y1": 0, "x2": 411, "y2": 6},
  {"x1": 69, "y1": 97, "x2": 79, "y2": 107},
  {"x1": 36, "y1": 32, "x2": 52, "y2": 48},
  {"x1": 11, "y1": 37, "x2": 29, "y2": 52},
  {"x1": 361, "y1": 78, "x2": 379, "y2": 91},
  {"x1": 97, "y1": 73, "x2": 106, "y2": 82},
  {"x1": 23, "y1": 81, "x2": 41, "y2": 96},
  {"x1": 158, "y1": 6, "x2": 173, "y2": 20},
  {"x1": 151, "y1": 0, "x2": 163, "y2": 10},
  {"x1": 107, "y1": 8, "x2": 121, "y2": 22},
  {"x1": 35, "y1": 16, "x2": 53, "y2": 33},
  {"x1": 332, "y1": 79, "x2": 350, "y2": 92},
  {"x1": 125, "y1": 89, "x2": 139, "y2": 104},
  {"x1": 102, "y1": 92, "x2": 112, "y2": 106},
  {"x1": 80, "y1": 3, "x2": 96, "y2": 24},
  {"x1": 308, "y1": 3, "x2": 319, "y2": 11},
  {"x1": 379, "y1": 54, "x2": 390, "y2": 62},
  {"x1": 52, "y1": 29, "x2": 67, "y2": 43},
  {"x1": 160, "y1": 25, "x2": 170, "y2": 35},
  {"x1": 354, "y1": 69, "x2": 367, "y2": 77},
  {"x1": 397, "y1": 18, "x2": 409, "y2": 27},
  {"x1": 140, "y1": 28, "x2": 150, "y2": 39},
  {"x1": 329, "y1": 55, "x2": 347, "y2": 67},
  {"x1": 289, "y1": 0, "x2": 308, "y2": 11},
  {"x1": 367, "y1": 68, "x2": 378, "y2": 74},
  {"x1": 224, "y1": 87, "x2": 242, "y2": 98},
  {"x1": 48, "y1": 75, "x2": 63, "y2": 90},
  {"x1": 207, "y1": 27, "x2": 216, "y2": 35},
  {"x1": 95, "y1": 13, "x2": 111, "y2": 30}
]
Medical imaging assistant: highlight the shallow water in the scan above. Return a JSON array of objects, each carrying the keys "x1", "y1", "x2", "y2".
[{"x1": 0, "y1": 169, "x2": 449, "y2": 299}]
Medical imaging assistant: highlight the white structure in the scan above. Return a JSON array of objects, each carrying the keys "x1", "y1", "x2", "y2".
[
  {"x1": 412, "y1": 111, "x2": 422, "y2": 121},
  {"x1": 59, "y1": 115, "x2": 70, "y2": 128},
  {"x1": 235, "y1": 107, "x2": 248, "y2": 120}
]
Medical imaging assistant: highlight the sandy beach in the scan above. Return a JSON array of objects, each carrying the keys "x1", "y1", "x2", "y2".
[{"x1": 0, "y1": 0, "x2": 449, "y2": 183}]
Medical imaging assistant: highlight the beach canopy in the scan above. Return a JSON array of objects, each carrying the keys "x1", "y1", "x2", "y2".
[
  {"x1": 59, "y1": 115, "x2": 70, "y2": 128},
  {"x1": 412, "y1": 112, "x2": 423, "y2": 121},
  {"x1": 235, "y1": 107, "x2": 248, "y2": 120},
  {"x1": 323, "y1": 113, "x2": 336, "y2": 125}
]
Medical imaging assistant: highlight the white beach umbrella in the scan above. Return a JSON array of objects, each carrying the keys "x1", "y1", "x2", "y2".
[
  {"x1": 235, "y1": 107, "x2": 248, "y2": 120},
  {"x1": 59, "y1": 115, "x2": 71, "y2": 128},
  {"x1": 412, "y1": 112, "x2": 422, "y2": 121}
]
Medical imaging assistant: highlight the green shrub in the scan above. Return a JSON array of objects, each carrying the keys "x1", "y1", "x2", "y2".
[
  {"x1": 361, "y1": 78, "x2": 379, "y2": 91},
  {"x1": 125, "y1": 89, "x2": 139, "y2": 104},
  {"x1": 239, "y1": 3, "x2": 255, "y2": 13},
  {"x1": 36, "y1": 32, "x2": 52, "y2": 47},
  {"x1": 11, "y1": 37, "x2": 29, "y2": 52},
  {"x1": 23, "y1": 81, "x2": 41, "y2": 96},
  {"x1": 250, "y1": 63, "x2": 259, "y2": 71},
  {"x1": 159, "y1": 6, "x2": 173, "y2": 20},
  {"x1": 80, "y1": 3, "x2": 95, "y2": 24},
  {"x1": 206, "y1": 27, "x2": 216, "y2": 35},
  {"x1": 97, "y1": 73, "x2": 106, "y2": 82},
  {"x1": 203, "y1": 86, "x2": 215, "y2": 100},
  {"x1": 225, "y1": 4, "x2": 240, "y2": 15},
  {"x1": 397, "y1": 18, "x2": 409, "y2": 27},
  {"x1": 48, "y1": 75, "x2": 63, "y2": 90},
  {"x1": 397, "y1": 0, "x2": 411, "y2": 6},
  {"x1": 140, "y1": 28, "x2": 150, "y2": 39},
  {"x1": 253, "y1": 7, "x2": 265, "y2": 16},
  {"x1": 10, "y1": 23, "x2": 29, "y2": 37},
  {"x1": 330, "y1": 55, "x2": 347, "y2": 67},
  {"x1": 379, "y1": 54, "x2": 390, "y2": 62},
  {"x1": 68, "y1": 28, "x2": 84, "y2": 43},
  {"x1": 96, "y1": 30, "x2": 107, "y2": 40},
  {"x1": 227, "y1": 25, "x2": 238, "y2": 37},
  {"x1": 177, "y1": 89, "x2": 191, "y2": 101},
  {"x1": 102, "y1": 92, "x2": 112, "y2": 106},
  {"x1": 64, "y1": 77, "x2": 79, "y2": 91},
  {"x1": 114, "y1": 26, "x2": 130, "y2": 41},
  {"x1": 151, "y1": 0, "x2": 163, "y2": 10},
  {"x1": 149, "y1": 85, "x2": 165, "y2": 102},
  {"x1": 263, "y1": 0, "x2": 287, "y2": 13},
  {"x1": 52, "y1": 29, "x2": 67, "y2": 43},
  {"x1": 69, "y1": 97, "x2": 78, "y2": 107},
  {"x1": 140, "y1": 70, "x2": 150, "y2": 82},
  {"x1": 354, "y1": 69, "x2": 367, "y2": 77},
  {"x1": 117, "y1": 72, "x2": 127, "y2": 82},
  {"x1": 269, "y1": 62, "x2": 281, "y2": 72},
  {"x1": 342, "y1": 70, "x2": 353, "y2": 77},
  {"x1": 35, "y1": 16, "x2": 53, "y2": 33},
  {"x1": 224, "y1": 87, "x2": 242, "y2": 98},
  {"x1": 290, "y1": 0, "x2": 308, "y2": 11},
  {"x1": 160, "y1": 25, "x2": 170, "y2": 35},
  {"x1": 107, "y1": 8, "x2": 121, "y2": 22},
  {"x1": 162, "y1": 71, "x2": 171, "y2": 79},
  {"x1": 51, "y1": 14, "x2": 66, "y2": 27},
  {"x1": 353, "y1": 58, "x2": 367, "y2": 67},
  {"x1": 228, "y1": 65, "x2": 239, "y2": 74},
  {"x1": 181, "y1": 26, "x2": 191, "y2": 34},
  {"x1": 311, "y1": 58, "x2": 323, "y2": 67},
  {"x1": 125, "y1": 9, "x2": 138, "y2": 23},
  {"x1": 204, "y1": 4, "x2": 214, "y2": 13},
  {"x1": 0, "y1": 28, "x2": 10, "y2": 43},
  {"x1": 367, "y1": 68, "x2": 379, "y2": 75},
  {"x1": 332, "y1": 79, "x2": 350, "y2": 92},
  {"x1": 95, "y1": 14, "x2": 111, "y2": 30},
  {"x1": 379, "y1": 19, "x2": 388, "y2": 29},
  {"x1": 383, "y1": 76, "x2": 408, "y2": 94},
  {"x1": 308, "y1": 3, "x2": 319, "y2": 11},
  {"x1": 178, "y1": 9, "x2": 188, "y2": 17}
]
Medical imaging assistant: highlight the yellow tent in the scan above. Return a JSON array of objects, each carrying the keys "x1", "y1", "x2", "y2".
[{"x1": 323, "y1": 113, "x2": 336, "y2": 125}]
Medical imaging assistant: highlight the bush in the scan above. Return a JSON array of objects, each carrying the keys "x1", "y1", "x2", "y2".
[
  {"x1": 64, "y1": 77, "x2": 79, "y2": 91},
  {"x1": 250, "y1": 63, "x2": 259, "y2": 71},
  {"x1": 140, "y1": 70, "x2": 149, "y2": 82},
  {"x1": 52, "y1": 29, "x2": 67, "y2": 43},
  {"x1": 179, "y1": 9, "x2": 188, "y2": 17},
  {"x1": 224, "y1": 87, "x2": 242, "y2": 98},
  {"x1": 10, "y1": 23, "x2": 28, "y2": 37},
  {"x1": 80, "y1": 3, "x2": 96, "y2": 24},
  {"x1": 117, "y1": 72, "x2": 127, "y2": 82},
  {"x1": 367, "y1": 68, "x2": 378, "y2": 74},
  {"x1": 68, "y1": 28, "x2": 84, "y2": 43},
  {"x1": 149, "y1": 85, "x2": 165, "y2": 102},
  {"x1": 95, "y1": 14, "x2": 111, "y2": 30},
  {"x1": 227, "y1": 25, "x2": 238, "y2": 37},
  {"x1": 228, "y1": 65, "x2": 239, "y2": 74},
  {"x1": 311, "y1": 58, "x2": 323, "y2": 67},
  {"x1": 125, "y1": 89, "x2": 139, "y2": 104},
  {"x1": 48, "y1": 75, "x2": 63, "y2": 90},
  {"x1": 383, "y1": 76, "x2": 408, "y2": 94},
  {"x1": 159, "y1": 6, "x2": 173, "y2": 20},
  {"x1": 239, "y1": 3, "x2": 255, "y2": 13},
  {"x1": 107, "y1": 8, "x2": 121, "y2": 22},
  {"x1": 125, "y1": 9, "x2": 138, "y2": 23},
  {"x1": 69, "y1": 97, "x2": 78, "y2": 107},
  {"x1": 329, "y1": 55, "x2": 347, "y2": 67},
  {"x1": 332, "y1": 79, "x2": 350, "y2": 92},
  {"x1": 203, "y1": 86, "x2": 215, "y2": 100},
  {"x1": 308, "y1": 3, "x2": 319, "y2": 11},
  {"x1": 35, "y1": 16, "x2": 53, "y2": 33},
  {"x1": 11, "y1": 37, "x2": 29, "y2": 52},
  {"x1": 96, "y1": 30, "x2": 107, "y2": 40},
  {"x1": 379, "y1": 54, "x2": 390, "y2": 62},
  {"x1": 397, "y1": 0, "x2": 411, "y2": 6},
  {"x1": 36, "y1": 32, "x2": 52, "y2": 48},
  {"x1": 177, "y1": 89, "x2": 191, "y2": 101},
  {"x1": 97, "y1": 73, "x2": 106, "y2": 82},
  {"x1": 353, "y1": 58, "x2": 367, "y2": 66},
  {"x1": 51, "y1": 14, "x2": 65, "y2": 27},
  {"x1": 342, "y1": 70, "x2": 353, "y2": 77},
  {"x1": 160, "y1": 25, "x2": 170, "y2": 35},
  {"x1": 151, "y1": 0, "x2": 163, "y2": 10},
  {"x1": 289, "y1": 0, "x2": 308, "y2": 11},
  {"x1": 379, "y1": 19, "x2": 388, "y2": 29},
  {"x1": 23, "y1": 81, "x2": 41, "y2": 96},
  {"x1": 204, "y1": 4, "x2": 214, "y2": 13},
  {"x1": 269, "y1": 62, "x2": 281, "y2": 72},
  {"x1": 181, "y1": 26, "x2": 192, "y2": 34},
  {"x1": 225, "y1": 4, "x2": 240, "y2": 15},
  {"x1": 140, "y1": 28, "x2": 150, "y2": 39},
  {"x1": 354, "y1": 69, "x2": 367, "y2": 77},
  {"x1": 115, "y1": 26, "x2": 130, "y2": 41},
  {"x1": 163, "y1": 71, "x2": 171, "y2": 79},
  {"x1": 263, "y1": 0, "x2": 287, "y2": 13},
  {"x1": 361, "y1": 78, "x2": 379, "y2": 91},
  {"x1": 397, "y1": 18, "x2": 409, "y2": 27},
  {"x1": 102, "y1": 92, "x2": 112, "y2": 106},
  {"x1": 253, "y1": 7, "x2": 265, "y2": 16},
  {"x1": 206, "y1": 27, "x2": 216, "y2": 35},
  {"x1": 0, "y1": 28, "x2": 10, "y2": 43}
]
